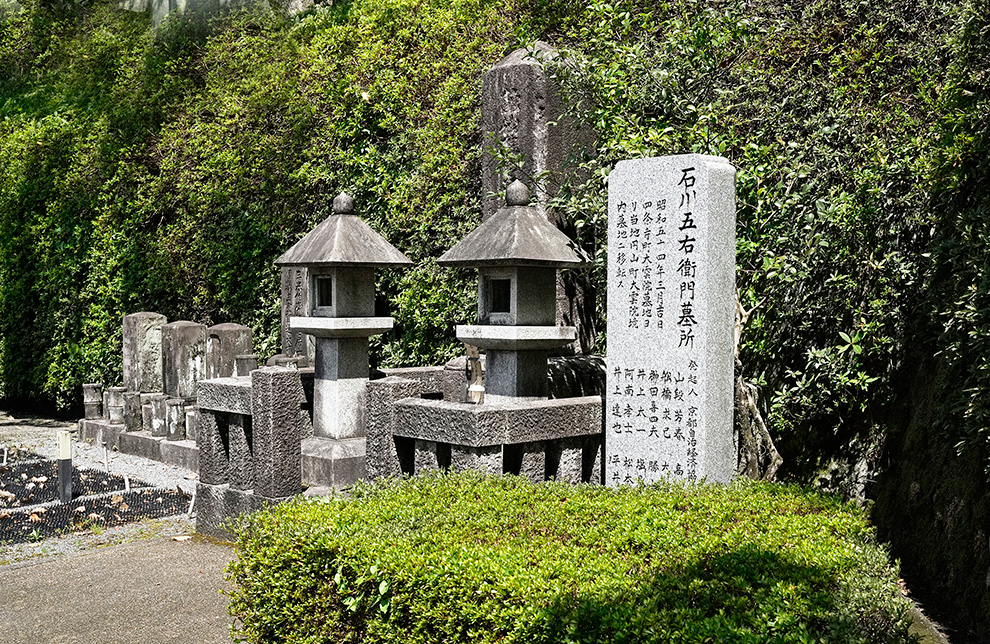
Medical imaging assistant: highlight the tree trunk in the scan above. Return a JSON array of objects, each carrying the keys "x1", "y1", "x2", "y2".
[{"x1": 734, "y1": 295, "x2": 783, "y2": 481}]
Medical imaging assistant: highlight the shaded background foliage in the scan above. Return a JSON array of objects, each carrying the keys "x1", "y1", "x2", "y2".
[{"x1": 545, "y1": 0, "x2": 964, "y2": 489}]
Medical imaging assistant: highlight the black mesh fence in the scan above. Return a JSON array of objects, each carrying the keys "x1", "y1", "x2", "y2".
[{"x1": 0, "y1": 459, "x2": 190, "y2": 545}]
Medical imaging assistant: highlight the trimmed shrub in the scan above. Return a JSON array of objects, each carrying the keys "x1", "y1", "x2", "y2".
[{"x1": 226, "y1": 472, "x2": 912, "y2": 644}]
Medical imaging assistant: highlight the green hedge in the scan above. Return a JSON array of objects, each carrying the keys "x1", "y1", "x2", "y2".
[{"x1": 226, "y1": 472, "x2": 911, "y2": 644}]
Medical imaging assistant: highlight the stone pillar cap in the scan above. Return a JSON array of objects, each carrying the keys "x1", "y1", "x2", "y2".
[
  {"x1": 505, "y1": 180, "x2": 530, "y2": 207},
  {"x1": 333, "y1": 192, "x2": 355, "y2": 215}
]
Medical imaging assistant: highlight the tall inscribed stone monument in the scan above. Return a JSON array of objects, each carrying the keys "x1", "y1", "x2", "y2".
[
  {"x1": 606, "y1": 154, "x2": 736, "y2": 485},
  {"x1": 481, "y1": 41, "x2": 597, "y2": 353}
]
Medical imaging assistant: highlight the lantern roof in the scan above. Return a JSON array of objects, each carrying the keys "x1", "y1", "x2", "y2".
[
  {"x1": 438, "y1": 181, "x2": 590, "y2": 268},
  {"x1": 276, "y1": 192, "x2": 413, "y2": 268}
]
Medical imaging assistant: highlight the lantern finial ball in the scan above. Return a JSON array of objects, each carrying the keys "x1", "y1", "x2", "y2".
[
  {"x1": 505, "y1": 180, "x2": 530, "y2": 207},
  {"x1": 333, "y1": 192, "x2": 355, "y2": 215}
]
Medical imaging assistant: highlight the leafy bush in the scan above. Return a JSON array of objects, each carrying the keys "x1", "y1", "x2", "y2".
[
  {"x1": 541, "y1": 0, "x2": 974, "y2": 485},
  {"x1": 226, "y1": 472, "x2": 912, "y2": 644}
]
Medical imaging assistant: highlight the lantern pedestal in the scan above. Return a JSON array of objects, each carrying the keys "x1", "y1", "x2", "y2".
[
  {"x1": 291, "y1": 316, "x2": 393, "y2": 440},
  {"x1": 456, "y1": 324, "x2": 576, "y2": 404}
]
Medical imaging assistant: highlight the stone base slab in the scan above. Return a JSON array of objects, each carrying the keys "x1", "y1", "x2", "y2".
[
  {"x1": 78, "y1": 419, "x2": 126, "y2": 450},
  {"x1": 301, "y1": 436, "x2": 365, "y2": 490},
  {"x1": 290, "y1": 316, "x2": 393, "y2": 338},
  {"x1": 161, "y1": 438, "x2": 199, "y2": 471},
  {"x1": 195, "y1": 482, "x2": 289, "y2": 541},
  {"x1": 456, "y1": 324, "x2": 576, "y2": 350},
  {"x1": 115, "y1": 430, "x2": 199, "y2": 471},
  {"x1": 394, "y1": 395, "x2": 602, "y2": 447},
  {"x1": 197, "y1": 376, "x2": 252, "y2": 415},
  {"x1": 117, "y1": 430, "x2": 162, "y2": 462}
]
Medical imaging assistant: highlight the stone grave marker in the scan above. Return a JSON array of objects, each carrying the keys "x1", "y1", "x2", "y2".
[
  {"x1": 122, "y1": 312, "x2": 166, "y2": 393},
  {"x1": 481, "y1": 42, "x2": 597, "y2": 353},
  {"x1": 162, "y1": 320, "x2": 206, "y2": 400},
  {"x1": 280, "y1": 266, "x2": 314, "y2": 365},
  {"x1": 605, "y1": 154, "x2": 736, "y2": 485}
]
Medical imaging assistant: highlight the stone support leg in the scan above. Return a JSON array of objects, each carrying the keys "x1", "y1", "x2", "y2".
[{"x1": 312, "y1": 337, "x2": 369, "y2": 439}]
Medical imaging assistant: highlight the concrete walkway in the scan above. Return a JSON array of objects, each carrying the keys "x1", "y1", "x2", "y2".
[{"x1": 0, "y1": 536, "x2": 236, "y2": 644}]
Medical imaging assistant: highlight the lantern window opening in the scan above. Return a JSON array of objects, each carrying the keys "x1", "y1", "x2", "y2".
[
  {"x1": 489, "y1": 278, "x2": 512, "y2": 314},
  {"x1": 316, "y1": 275, "x2": 333, "y2": 308}
]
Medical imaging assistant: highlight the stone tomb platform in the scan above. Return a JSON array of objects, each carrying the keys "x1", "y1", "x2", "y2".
[
  {"x1": 78, "y1": 418, "x2": 199, "y2": 472},
  {"x1": 375, "y1": 378, "x2": 603, "y2": 483},
  {"x1": 196, "y1": 370, "x2": 380, "y2": 490}
]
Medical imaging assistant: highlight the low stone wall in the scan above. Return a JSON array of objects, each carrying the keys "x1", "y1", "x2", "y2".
[
  {"x1": 367, "y1": 372, "x2": 602, "y2": 483},
  {"x1": 196, "y1": 367, "x2": 306, "y2": 540}
]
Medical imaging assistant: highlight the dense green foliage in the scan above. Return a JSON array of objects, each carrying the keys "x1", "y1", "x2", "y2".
[
  {"x1": 541, "y1": 0, "x2": 980, "y2": 484},
  {"x1": 0, "y1": 0, "x2": 517, "y2": 407},
  {"x1": 227, "y1": 472, "x2": 911, "y2": 644},
  {"x1": 1, "y1": 0, "x2": 990, "y2": 482},
  {"x1": 920, "y1": 0, "x2": 990, "y2": 472}
]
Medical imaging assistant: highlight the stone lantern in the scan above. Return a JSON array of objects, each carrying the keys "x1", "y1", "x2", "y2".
[
  {"x1": 438, "y1": 180, "x2": 589, "y2": 403},
  {"x1": 276, "y1": 192, "x2": 412, "y2": 440}
]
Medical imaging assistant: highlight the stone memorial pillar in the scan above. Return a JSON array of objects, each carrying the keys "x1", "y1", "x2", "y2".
[
  {"x1": 123, "y1": 391, "x2": 143, "y2": 432},
  {"x1": 481, "y1": 42, "x2": 593, "y2": 223},
  {"x1": 162, "y1": 321, "x2": 207, "y2": 400},
  {"x1": 481, "y1": 42, "x2": 597, "y2": 353},
  {"x1": 165, "y1": 397, "x2": 186, "y2": 441},
  {"x1": 235, "y1": 354, "x2": 259, "y2": 377},
  {"x1": 106, "y1": 387, "x2": 126, "y2": 424},
  {"x1": 148, "y1": 393, "x2": 168, "y2": 437},
  {"x1": 122, "y1": 312, "x2": 166, "y2": 393},
  {"x1": 605, "y1": 154, "x2": 736, "y2": 485},
  {"x1": 280, "y1": 266, "x2": 314, "y2": 365}
]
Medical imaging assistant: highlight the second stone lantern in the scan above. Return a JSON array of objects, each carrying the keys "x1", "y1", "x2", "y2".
[
  {"x1": 276, "y1": 192, "x2": 412, "y2": 440},
  {"x1": 439, "y1": 180, "x2": 590, "y2": 403}
]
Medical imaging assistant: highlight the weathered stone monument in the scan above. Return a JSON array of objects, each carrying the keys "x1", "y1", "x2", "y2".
[
  {"x1": 605, "y1": 154, "x2": 736, "y2": 485},
  {"x1": 80, "y1": 311, "x2": 254, "y2": 470},
  {"x1": 206, "y1": 323, "x2": 253, "y2": 379},
  {"x1": 122, "y1": 312, "x2": 166, "y2": 393},
  {"x1": 162, "y1": 321, "x2": 207, "y2": 400},
  {"x1": 481, "y1": 42, "x2": 597, "y2": 353},
  {"x1": 279, "y1": 265, "x2": 314, "y2": 365}
]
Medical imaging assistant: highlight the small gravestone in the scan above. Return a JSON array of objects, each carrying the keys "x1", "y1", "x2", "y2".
[
  {"x1": 206, "y1": 323, "x2": 253, "y2": 380},
  {"x1": 162, "y1": 321, "x2": 206, "y2": 400},
  {"x1": 605, "y1": 154, "x2": 736, "y2": 485},
  {"x1": 122, "y1": 312, "x2": 166, "y2": 393}
]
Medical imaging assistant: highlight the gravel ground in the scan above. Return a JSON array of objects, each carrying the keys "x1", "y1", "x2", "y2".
[
  {"x1": 0, "y1": 413, "x2": 196, "y2": 491},
  {"x1": 0, "y1": 411, "x2": 200, "y2": 566}
]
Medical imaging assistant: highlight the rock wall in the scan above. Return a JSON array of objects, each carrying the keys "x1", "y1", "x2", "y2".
[{"x1": 872, "y1": 353, "x2": 990, "y2": 643}]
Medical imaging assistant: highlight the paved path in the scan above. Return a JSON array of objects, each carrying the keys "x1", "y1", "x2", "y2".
[{"x1": 0, "y1": 536, "x2": 236, "y2": 644}]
